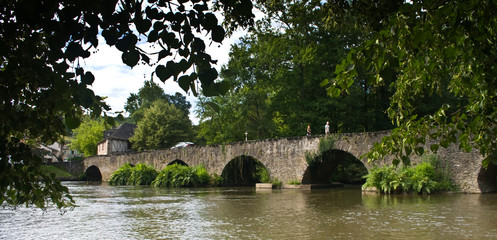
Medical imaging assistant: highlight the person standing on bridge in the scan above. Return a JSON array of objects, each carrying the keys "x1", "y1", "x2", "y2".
[
  {"x1": 307, "y1": 125, "x2": 311, "y2": 137},
  {"x1": 325, "y1": 122, "x2": 330, "y2": 135}
]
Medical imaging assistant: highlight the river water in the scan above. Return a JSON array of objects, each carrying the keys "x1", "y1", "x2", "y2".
[{"x1": 1, "y1": 182, "x2": 496, "y2": 239}]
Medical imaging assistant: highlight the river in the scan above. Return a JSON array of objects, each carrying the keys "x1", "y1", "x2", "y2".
[{"x1": 1, "y1": 182, "x2": 496, "y2": 239}]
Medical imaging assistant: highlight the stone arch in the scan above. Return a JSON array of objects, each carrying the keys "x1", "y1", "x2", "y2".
[
  {"x1": 302, "y1": 149, "x2": 367, "y2": 184},
  {"x1": 221, "y1": 155, "x2": 269, "y2": 186},
  {"x1": 84, "y1": 165, "x2": 102, "y2": 181},
  {"x1": 168, "y1": 159, "x2": 188, "y2": 166},
  {"x1": 477, "y1": 163, "x2": 497, "y2": 193}
]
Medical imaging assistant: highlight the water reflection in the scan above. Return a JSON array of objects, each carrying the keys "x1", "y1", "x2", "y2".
[{"x1": 1, "y1": 182, "x2": 496, "y2": 239}]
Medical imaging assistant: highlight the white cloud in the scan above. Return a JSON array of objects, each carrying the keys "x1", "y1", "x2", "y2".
[{"x1": 83, "y1": 31, "x2": 246, "y2": 125}]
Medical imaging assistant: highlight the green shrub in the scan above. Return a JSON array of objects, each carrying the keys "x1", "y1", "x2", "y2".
[
  {"x1": 272, "y1": 178, "x2": 282, "y2": 189},
  {"x1": 363, "y1": 155, "x2": 454, "y2": 194},
  {"x1": 210, "y1": 173, "x2": 223, "y2": 186},
  {"x1": 363, "y1": 165, "x2": 400, "y2": 193},
  {"x1": 412, "y1": 162, "x2": 436, "y2": 194},
  {"x1": 152, "y1": 164, "x2": 204, "y2": 188},
  {"x1": 318, "y1": 134, "x2": 337, "y2": 154},
  {"x1": 127, "y1": 164, "x2": 158, "y2": 186},
  {"x1": 253, "y1": 164, "x2": 270, "y2": 183},
  {"x1": 109, "y1": 163, "x2": 133, "y2": 185},
  {"x1": 287, "y1": 180, "x2": 301, "y2": 185},
  {"x1": 193, "y1": 165, "x2": 211, "y2": 185},
  {"x1": 305, "y1": 151, "x2": 318, "y2": 168}
]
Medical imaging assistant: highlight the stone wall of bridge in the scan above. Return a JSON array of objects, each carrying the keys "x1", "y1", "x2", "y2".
[
  {"x1": 82, "y1": 131, "x2": 495, "y2": 193},
  {"x1": 84, "y1": 136, "x2": 322, "y2": 184}
]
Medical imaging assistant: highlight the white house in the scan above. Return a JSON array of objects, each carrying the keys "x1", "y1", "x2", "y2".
[{"x1": 97, "y1": 123, "x2": 137, "y2": 155}]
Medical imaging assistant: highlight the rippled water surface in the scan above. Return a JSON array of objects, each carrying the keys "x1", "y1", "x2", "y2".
[{"x1": 1, "y1": 182, "x2": 497, "y2": 239}]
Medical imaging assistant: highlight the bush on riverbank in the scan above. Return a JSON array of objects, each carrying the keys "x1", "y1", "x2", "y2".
[{"x1": 363, "y1": 154, "x2": 455, "y2": 194}]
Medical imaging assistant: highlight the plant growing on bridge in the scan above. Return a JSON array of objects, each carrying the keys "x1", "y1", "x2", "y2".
[
  {"x1": 306, "y1": 135, "x2": 338, "y2": 168},
  {"x1": 287, "y1": 180, "x2": 301, "y2": 185}
]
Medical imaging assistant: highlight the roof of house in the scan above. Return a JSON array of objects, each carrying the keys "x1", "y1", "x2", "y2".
[{"x1": 100, "y1": 123, "x2": 137, "y2": 142}]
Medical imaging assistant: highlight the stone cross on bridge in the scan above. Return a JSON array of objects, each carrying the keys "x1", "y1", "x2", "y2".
[{"x1": 82, "y1": 131, "x2": 496, "y2": 193}]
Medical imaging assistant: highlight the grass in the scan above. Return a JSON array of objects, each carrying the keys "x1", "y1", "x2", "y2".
[{"x1": 41, "y1": 165, "x2": 73, "y2": 178}]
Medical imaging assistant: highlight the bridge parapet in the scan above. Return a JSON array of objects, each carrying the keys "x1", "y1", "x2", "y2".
[{"x1": 81, "y1": 131, "x2": 493, "y2": 193}]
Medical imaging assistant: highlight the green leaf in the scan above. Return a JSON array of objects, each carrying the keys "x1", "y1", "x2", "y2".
[
  {"x1": 430, "y1": 144, "x2": 439, "y2": 153},
  {"x1": 211, "y1": 26, "x2": 225, "y2": 43},
  {"x1": 155, "y1": 61, "x2": 179, "y2": 82},
  {"x1": 135, "y1": 18, "x2": 152, "y2": 34},
  {"x1": 81, "y1": 71, "x2": 95, "y2": 85},
  {"x1": 215, "y1": 81, "x2": 230, "y2": 95},
  {"x1": 155, "y1": 64, "x2": 172, "y2": 82},
  {"x1": 415, "y1": 147, "x2": 424, "y2": 155},
  {"x1": 147, "y1": 30, "x2": 159, "y2": 42},
  {"x1": 205, "y1": 101, "x2": 220, "y2": 112},
  {"x1": 65, "y1": 114, "x2": 81, "y2": 129},
  {"x1": 116, "y1": 34, "x2": 137, "y2": 52},
  {"x1": 191, "y1": 38, "x2": 205, "y2": 52},
  {"x1": 198, "y1": 67, "x2": 218, "y2": 85},
  {"x1": 102, "y1": 28, "x2": 119, "y2": 45},
  {"x1": 122, "y1": 49, "x2": 140, "y2": 67},
  {"x1": 158, "y1": 49, "x2": 171, "y2": 60},
  {"x1": 202, "y1": 83, "x2": 218, "y2": 97},
  {"x1": 326, "y1": 86, "x2": 341, "y2": 97},
  {"x1": 203, "y1": 13, "x2": 218, "y2": 30},
  {"x1": 319, "y1": 79, "x2": 330, "y2": 87},
  {"x1": 178, "y1": 75, "x2": 192, "y2": 92}
]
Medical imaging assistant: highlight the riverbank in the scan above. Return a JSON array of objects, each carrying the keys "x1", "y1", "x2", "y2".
[{"x1": 41, "y1": 165, "x2": 80, "y2": 181}]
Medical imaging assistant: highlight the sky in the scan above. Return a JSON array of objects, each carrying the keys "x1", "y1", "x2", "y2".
[{"x1": 84, "y1": 30, "x2": 248, "y2": 125}]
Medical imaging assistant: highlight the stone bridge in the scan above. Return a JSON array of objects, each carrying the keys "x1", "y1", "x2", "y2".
[{"x1": 81, "y1": 131, "x2": 496, "y2": 193}]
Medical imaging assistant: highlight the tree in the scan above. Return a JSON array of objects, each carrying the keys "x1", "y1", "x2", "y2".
[
  {"x1": 125, "y1": 80, "x2": 192, "y2": 122},
  {"x1": 130, "y1": 101, "x2": 192, "y2": 151},
  {"x1": 69, "y1": 118, "x2": 106, "y2": 157},
  {"x1": 196, "y1": 0, "x2": 393, "y2": 144},
  {"x1": 1, "y1": 0, "x2": 255, "y2": 209},
  {"x1": 324, "y1": 0, "x2": 497, "y2": 166}
]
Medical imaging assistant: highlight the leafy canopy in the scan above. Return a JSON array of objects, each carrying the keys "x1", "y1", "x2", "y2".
[
  {"x1": 130, "y1": 100, "x2": 193, "y2": 151},
  {"x1": 196, "y1": 0, "x2": 393, "y2": 144},
  {"x1": 69, "y1": 117, "x2": 106, "y2": 157},
  {"x1": 323, "y1": 0, "x2": 497, "y2": 166},
  {"x1": 1, "y1": 0, "x2": 254, "y2": 209},
  {"x1": 125, "y1": 80, "x2": 191, "y2": 122}
]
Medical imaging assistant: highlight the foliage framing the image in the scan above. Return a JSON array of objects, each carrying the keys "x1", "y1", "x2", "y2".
[
  {"x1": 1, "y1": 0, "x2": 255, "y2": 209},
  {"x1": 324, "y1": 0, "x2": 497, "y2": 167}
]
